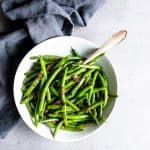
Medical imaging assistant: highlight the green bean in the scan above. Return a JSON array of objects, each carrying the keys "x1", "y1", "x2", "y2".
[
  {"x1": 39, "y1": 77, "x2": 51, "y2": 103},
  {"x1": 33, "y1": 63, "x2": 41, "y2": 69},
  {"x1": 69, "y1": 69, "x2": 94, "y2": 98},
  {"x1": 63, "y1": 61, "x2": 78, "y2": 68},
  {"x1": 23, "y1": 72, "x2": 37, "y2": 84},
  {"x1": 64, "y1": 106, "x2": 76, "y2": 112},
  {"x1": 91, "y1": 92, "x2": 96, "y2": 104},
  {"x1": 77, "y1": 85, "x2": 92, "y2": 98},
  {"x1": 88, "y1": 71, "x2": 98, "y2": 105},
  {"x1": 45, "y1": 122, "x2": 56, "y2": 128},
  {"x1": 24, "y1": 80, "x2": 33, "y2": 87},
  {"x1": 67, "y1": 118, "x2": 90, "y2": 123},
  {"x1": 40, "y1": 57, "x2": 47, "y2": 79},
  {"x1": 54, "y1": 106, "x2": 76, "y2": 114},
  {"x1": 87, "y1": 60, "x2": 97, "y2": 65},
  {"x1": 67, "y1": 67, "x2": 86, "y2": 75},
  {"x1": 99, "y1": 72, "x2": 108, "y2": 87},
  {"x1": 71, "y1": 48, "x2": 82, "y2": 58},
  {"x1": 24, "y1": 70, "x2": 37, "y2": 76},
  {"x1": 34, "y1": 60, "x2": 53, "y2": 66},
  {"x1": 34, "y1": 99, "x2": 40, "y2": 126},
  {"x1": 84, "y1": 72, "x2": 91, "y2": 85},
  {"x1": 30, "y1": 101, "x2": 36, "y2": 109},
  {"x1": 100, "y1": 103, "x2": 103, "y2": 118},
  {"x1": 46, "y1": 89, "x2": 51, "y2": 102},
  {"x1": 21, "y1": 94, "x2": 34, "y2": 104},
  {"x1": 24, "y1": 78, "x2": 40, "y2": 97},
  {"x1": 47, "y1": 105, "x2": 62, "y2": 110},
  {"x1": 67, "y1": 121, "x2": 80, "y2": 126},
  {"x1": 93, "y1": 107, "x2": 98, "y2": 117},
  {"x1": 65, "y1": 81, "x2": 75, "y2": 91},
  {"x1": 93, "y1": 108, "x2": 98, "y2": 117},
  {"x1": 93, "y1": 87, "x2": 107, "y2": 93},
  {"x1": 31, "y1": 55, "x2": 62, "y2": 60},
  {"x1": 87, "y1": 101, "x2": 104, "y2": 111},
  {"x1": 70, "y1": 68, "x2": 86, "y2": 77},
  {"x1": 32, "y1": 65, "x2": 41, "y2": 70},
  {"x1": 56, "y1": 56, "x2": 71, "y2": 67},
  {"x1": 63, "y1": 104, "x2": 67, "y2": 125},
  {"x1": 48, "y1": 113, "x2": 62, "y2": 118},
  {"x1": 21, "y1": 86, "x2": 27, "y2": 93},
  {"x1": 39, "y1": 57, "x2": 52, "y2": 102},
  {"x1": 89, "y1": 111, "x2": 99, "y2": 125},
  {"x1": 65, "y1": 99, "x2": 80, "y2": 111},
  {"x1": 53, "y1": 120, "x2": 64, "y2": 137},
  {"x1": 64, "y1": 123, "x2": 77, "y2": 128},
  {"x1": 74, "y1": 97, "x2": 86, "y2": 105},
  {"x1": 48, "y1": 97, "x2": 56, "y2": 104},
  {"x1": 39, "y1": 77, "x2": 45, "y2": 90},
  {"x1": 38, "y1": 67, "x2": 62, "y2": 114},
  {"x1": 77, "y1": 124, "x2": 89, "y2": 129},
  {"x1": 26, "y1": 103, "x2": 34, "y2": 116},
  {"x1": 61, "y1": 67, "x2": 68, "y2": 125},
  {"x1": 46, "y1": 122, "x2": 83, "y2": 132},
  {"x1": 61, "y1": 67, "x2": 68, "y2": 103},
  {"x1": 67, "y1": 114, "x2": 89, "y2": 120},
  {"x1": 50, "y1": 86, "x2": 59, "y2": 97},
  {"x1": 41, "y1": 101, "x2": 47, "y2": 117},
  {"x1": 34, "y1": 115, "x2": 39, "y2": 126}
]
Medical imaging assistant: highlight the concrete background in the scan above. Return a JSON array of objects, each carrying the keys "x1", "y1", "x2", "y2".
[{"x1": 0, "y1": 0, "x2": 150, "y2": 149}]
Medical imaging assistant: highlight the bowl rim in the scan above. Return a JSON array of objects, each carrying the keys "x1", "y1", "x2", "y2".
[{"x1": 13, "y1": 36, "x2": 118, "y2": 142}]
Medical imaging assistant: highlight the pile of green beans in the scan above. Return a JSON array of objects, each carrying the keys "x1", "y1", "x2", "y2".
[{"x1": 21, "y1": 49, "x2": 109, "y2": 137}]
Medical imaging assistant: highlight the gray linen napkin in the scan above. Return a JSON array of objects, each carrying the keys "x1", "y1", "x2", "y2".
[{"x1": 0, "y1": 0, "x2": 104, "y2": 139}]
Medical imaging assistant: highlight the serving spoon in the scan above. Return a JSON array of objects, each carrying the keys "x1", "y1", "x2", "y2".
[{"x1": 83, "y1": 30, "x2": 127, "y2": 64}]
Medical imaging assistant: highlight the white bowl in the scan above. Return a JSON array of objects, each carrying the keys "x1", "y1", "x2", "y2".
[{"x1": 13, "y1": 36, "x2": 117, "y2": 142}]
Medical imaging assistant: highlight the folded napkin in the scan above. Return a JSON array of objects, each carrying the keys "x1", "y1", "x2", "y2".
[{"x1": 0, "y1": 0, "x2": 104, "y2": 139}]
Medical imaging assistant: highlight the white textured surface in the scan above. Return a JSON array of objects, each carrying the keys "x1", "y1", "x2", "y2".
[{"x1": 1, "y1": 0, "x2": 150, "y2": 149}]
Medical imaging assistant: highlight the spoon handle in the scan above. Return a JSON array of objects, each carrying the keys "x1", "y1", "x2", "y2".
[{"x1": 83, "y1": 30, "x2": 127, "y2": 64}]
